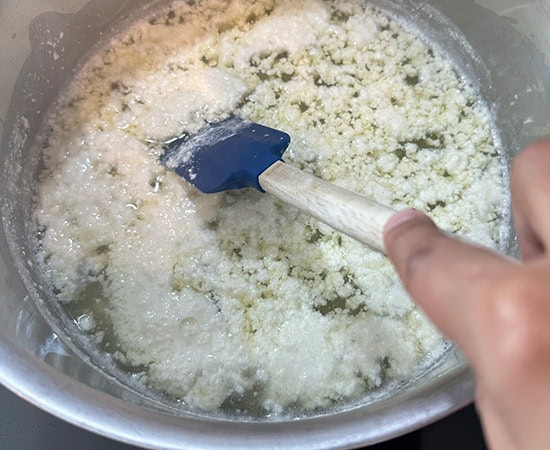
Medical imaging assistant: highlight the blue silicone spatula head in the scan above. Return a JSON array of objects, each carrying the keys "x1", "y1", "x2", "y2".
[{"x1": 161, "y1": 116, "x2": 291, "y2": 193}]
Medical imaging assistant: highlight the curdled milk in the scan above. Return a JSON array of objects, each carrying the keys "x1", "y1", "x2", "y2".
[{"x1": 34, "y1": 0, "x2": 507, "y2": 417}]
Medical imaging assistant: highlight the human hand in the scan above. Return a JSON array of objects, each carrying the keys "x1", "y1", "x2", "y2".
[{"x1": 384, "y1": 138, "x2": 550, "y2": 450}]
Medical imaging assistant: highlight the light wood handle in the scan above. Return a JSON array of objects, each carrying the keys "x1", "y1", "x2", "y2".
[{"x1": 259, "y1": 161, "x2": 397, "y2": 253}]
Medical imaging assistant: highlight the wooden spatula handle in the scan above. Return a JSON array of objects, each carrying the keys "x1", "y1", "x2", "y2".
[{"x1": 259, "y1": 161, "x2": 397, "y2": 253}]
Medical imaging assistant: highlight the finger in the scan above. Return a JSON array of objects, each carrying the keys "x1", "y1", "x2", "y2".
[
  {"x1": 511, "y1": 138, "x2": 550, "y2": 260},
  {"x1": 472, "y1": 263, "x2": 550, "y2": 449},
  {"x1": 383, "y1": 209, "x2": 511, "y2": 353},
  {"x1": 475, "y1": 384, "x2": 517, "y2": 450},
  {"x1": 514, "y1": 212, "x2": 545, "y2": 260}
]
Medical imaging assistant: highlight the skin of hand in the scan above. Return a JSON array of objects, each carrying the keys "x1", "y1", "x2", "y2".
[{"x1": 383, "y1": 138, "x2": 550, "y2": 450}]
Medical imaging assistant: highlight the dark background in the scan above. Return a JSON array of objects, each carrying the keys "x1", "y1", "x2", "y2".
[{"x1": 0, "y1": 383, "x2": 486, "y2": 450}]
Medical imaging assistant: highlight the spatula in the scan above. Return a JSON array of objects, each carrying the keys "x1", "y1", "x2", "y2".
[{"x1": 162, "y1": 116, "x2": 397, "y2": 253}]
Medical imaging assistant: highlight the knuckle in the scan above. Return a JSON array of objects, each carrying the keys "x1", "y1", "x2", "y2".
[{"x1": 482, "y1": 273, "x2": 550, "y2": 377}]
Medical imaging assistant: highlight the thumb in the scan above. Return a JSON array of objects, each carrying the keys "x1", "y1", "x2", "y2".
[{"x1": 383, "y1": 209, "x2": 510, "y2": 349}]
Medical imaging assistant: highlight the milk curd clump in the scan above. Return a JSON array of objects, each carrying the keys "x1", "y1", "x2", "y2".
[{"x1": 34, "y1": 0, "x2": 507, "y2": 417}]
